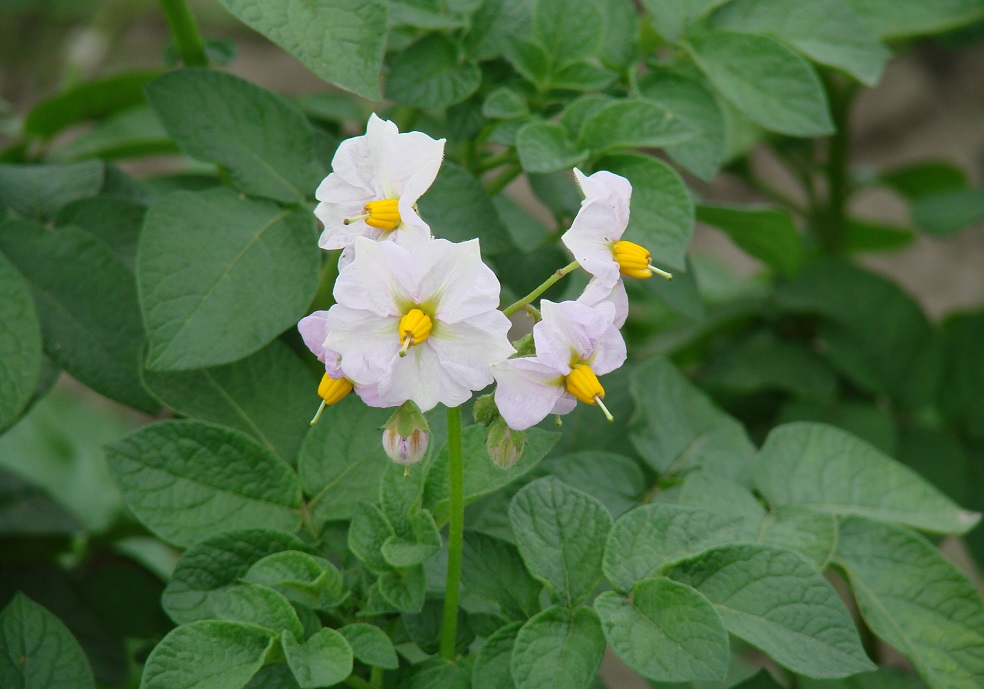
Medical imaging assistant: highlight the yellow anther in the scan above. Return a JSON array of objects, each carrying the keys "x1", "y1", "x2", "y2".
[
  {"x1": 343, "y1": 198, "x2": 401, "y2": 231},
  {"x1": 311, "y1": 373, "x2": 354, "y2": 426},
  {"x1": 565, "y1": 364, "x2": 605, "y2": 404},
  {"x1": 612, "y1": 240, "x2": 673, "y2": 281},
  {"x1": 398, "y1": 308, "x2": 432, "y2": 357}
]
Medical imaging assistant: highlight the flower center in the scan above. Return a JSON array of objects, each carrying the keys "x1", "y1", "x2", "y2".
[
  {"x1": 310, "y1": 373, "x2": 354, "y2": 426},
  {"x1": 398, "y1": 308, "x2": 433, "y2": 357},
  {"x1": 343, "y1": 198, "x2": 402, "y2": 231},
  {"x1": 612, "y1": 240, "x2": 673, "y2": 280},
  {"x1": 565, "y1": 364, "x2": 614, "y2": 422}
]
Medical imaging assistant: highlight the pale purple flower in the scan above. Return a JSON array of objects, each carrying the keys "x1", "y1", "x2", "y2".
[{"x1": 491, "y1": 300, "x2": 626, "y2": 431}]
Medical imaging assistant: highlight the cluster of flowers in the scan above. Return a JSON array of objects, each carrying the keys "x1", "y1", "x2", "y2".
[{"x1": 298, "y1": 115, "x2": 670, "y2": 468}]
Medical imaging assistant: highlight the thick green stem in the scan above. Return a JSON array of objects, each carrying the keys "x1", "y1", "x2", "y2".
[
  {"x1": 484, "y1": 163, "x2": 523, "y2": 196},
  {"x1": 816, "y1": 74, "x2": 858, "y2": 256},
  {"x1": 502, "y1": 260, "x2": 580, "y2": 317},
  {"x1": 159, "y1": 0, "x2": 208, "y2": 67},
  {"x1": 439, "y1": 405, "x2": 464, "y2": 660}
]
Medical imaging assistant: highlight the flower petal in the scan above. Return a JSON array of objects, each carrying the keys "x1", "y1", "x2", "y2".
[
  {"x1": 374, "y1": 343, "x2": 478, "y2": 411},
  {"x1": 577, "y1": 278, "x2": 629, "y2": 328},
  {"x1": 383, "y1": 130, "x2": 445, "y2": 202},
  {"x1": 298, "y1": 311, "x2": 330, "y2": 361},
  {"x1": 562, "y1": 200, "x2": 621, "y2": 287},
  {"x1": 429, "y1": 310, "x2": 515, "y2": 371},
  {"x1": 492, "y1": 357, "x2": 567, "y2": 431},
  {"x1": 333, "y1": 238, "x2": 414, "y2": 317},
  {"x1": 573, "y1": 168, "x2": 632, "y2": 225},
  {"x1": 327, "y1": 113, "x2": 394, "y2": 196},
  {"x1": 412, "y1": 239, "x2": 502, "y2": 323},
  {"x1": 323, "y1": 304, "x2": 399, "y2": 385},
  {"x1": 534, "y1": 299, "x2": 617, "y2": 371}
]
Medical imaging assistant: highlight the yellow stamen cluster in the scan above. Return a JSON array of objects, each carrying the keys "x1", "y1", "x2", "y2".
[
  {"x1": 398, "y1": 308, "x2": 433, "y2": 357},
  {"x1": 612, "y1": 240, "x2": 673, "y2": 280},
  {"x1": 565, "y1": 364, "x2": 614, "y2": 422},
  {"x1": 344, "y1": 198, "x2": 401, "y2": 231},
  {"x1": 310, "y1": 373, "x2": 354, "y2": 426}
]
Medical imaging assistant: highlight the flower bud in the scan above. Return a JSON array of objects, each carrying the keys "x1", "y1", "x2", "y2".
[
  {"x1": 485, "y1": 418, "x2": 526, "y2": 469},
  {"x1": 472, "y1": 394, "x2": 500, "y2": 426},
  {"x1": 381, "y1": 401, "x2": 430, "y2": 467}
]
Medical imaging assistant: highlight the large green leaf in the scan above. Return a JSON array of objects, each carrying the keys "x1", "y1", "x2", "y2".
[
  {"x1": 509, "y1": 477, "x2": 612, "y2": 607},
  {"x1": 145, "y1": 69, "x2": 325, "y2": 203},
  {"x1": 941, "y1": 311, "x2": 984, "y2": 440},
  {"x1": 641, "y1": 0, "x2": 731, "y2": 42},
  {"x1": 0, "y1": 470, "x2": 83, "y2": 536},
  {"x1": 0, "y1": 251, "x2": 41, "y2": 432},
  {"x1": 141, "y1": 620, "x2": 274, "y2": 689},
  {"x1": 755, "y1": 422, "x2": 980, "y2": 534},
  {"x1": 462, "y1": 530, "x2": 542, "y2": 620},
  {"x1": 0, "y1": 161, "x2": 104, "y2": 219},
  {"x1": 106, "y1": 421, "x2": 303, "y2": 547},
  {"x1": 536, "y1": 451, "x2": 644, "y2": 518},
  {"x1": 54, "y1": 195, "x2": 146, "y2": 268},
  {"x1": 464, "y1": 0, "x2": 533, "y2": 60},
  {"x1": 598, "y1": 153, "x2": 694, "y2": 272},
  {"x1": 282, "y1": 628, "x2": 353, "y2": 689},
  {"x1": 216, "y1": 0, "x2": 387, "y2": 99},
  {"x1": 144, "y1": 340, "x2": 316, "y2": 466},
  {"x1": 696, "y1": 205, "x2": 803, "y2": 277},
  {"x1": 577, "y1": 99, "x2": 698, "y2": 153},
  {"x1": 424, "y1": 425, "x2": 558, "y2": 525},
  {"x1": 511, "y1": 606, "x2": 605, "y2": 689},
  {"x1": 0, "y1": 219, "x2": 157, "y2": 412},
  {"x1": 243, "y1": 551, "x2": 347, "y2": 610},
  {"x1": 835, "y1": 517, "x2": 984, "y2": 689},
  {"x1": 712, "y1": 0, "x2": 890, "y2": 85},
  {"x1": 603, "y1": 503, "x2": 743, "y2": 593},
  {"x1": 298, "y1": 397, "x2": 392, "y2": 526},
  {"x1": 338, "y1": 624, "x2": 398, "y2": 670},
  {"x1": 911, "y1": 188, "x2": 984, "y2": 236},
  {"x1": 162, "y1": 528, "x2": 312, "y2": 624},
  {"x1": 533, "y1": 0, "x2": 603, "y2": 67},
  {"x1": 669, "y1": 544, "x2": 874, "y2": 678},
  {"x1": 473, "y1": 622, "x2": 521, "y2": 689},
  {"x1": 138, "y1": 188, "x2": 319, "y2": 371},
  {"x1": 386, "y1": 34, "x2": 481, "y2": 109},
  {"x1": 629, "y1": 357, "x2": 753, "y2": 480},
  {"x1": 687, "y1": 30, "x2": 833, "y2": 136},
  {"x1": 0, "y1": 593, "x2": 95, "y2": 689},
  {"x1": 842, "y1": 0, "x2": 984, "y2": 39},
  {"x1": 516, "y1": 121, "x2": 589, "y2": 174},
  {"x1": 595, "y1": 578, "x2": 729, "y2": 682},
  {"x1": 212, "y1": 583, "x2": 304, "y2": 640}
]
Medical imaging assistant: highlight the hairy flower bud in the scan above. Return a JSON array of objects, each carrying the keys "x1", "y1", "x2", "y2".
[
  {"x1": 472, "y1": 394, "x2": 500, "y2": 426},
  {"x1": 486, "y1": 418, "x2": 526, "y2": 469},
  {"x1": 381, "y1": 401, "x2": 430, "y2": 467}
]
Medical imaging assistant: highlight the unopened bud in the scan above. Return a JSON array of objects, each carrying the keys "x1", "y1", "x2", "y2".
[
  {"x1": 473, "y1": 394, "x2": 500, "y2": 426},
  {"x1": 486, "y1": 418, "x2": 526, "y2": 469},
  {"x1": 381, "y1": 401, "x2": 430, "y2": 467}
]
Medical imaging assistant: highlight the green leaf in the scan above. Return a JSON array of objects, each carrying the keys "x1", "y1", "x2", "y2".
[
  {"x1": 386, "y1": 34, "x2": 481, "y2": 109},
  {"x1": 642, "y1": 0, "x2": 731, "y2": 42},
  {"x1": 0, "y1": 219, "x2": 157, "y2": 412},
  {"x1": 842, "y1": 0, "x2": 984, "y2": 39},
  {"x1": 577, "y1": 99, "x2": 698, "y2": 153},
  {"x1": 24, "y1": 70, "x2": 162, "y2": 138},
  {"x1": 687, "y1": 30, "x2": 833, "y2": 136},
  {"x1": 835, "y1": 517, "x2": 984, "y2": 689},
  {"x1": 348, "y1": 503, "x2": 396, "y2": 574},
  {"x1": 603, "y1": 503, "x2": 743, "y2": 593},
  {"x1": 54, "y1": 195, "x2": 145, "y2": 267},
  {"x1": 390, "y1": 0, "x2": 471, "y2": 29},
  {"x1": 941, "y1": 312, "x2": 984, "y2": 440},
  {"x1": 0, "y1": 593, "x2": 95, "y2": 689},
  {"x1": 700, "y1": 330, "x2": 838, "y2": 402},
  {"x1": 283, "y1": 628, "x2": 353, "y2": 689},
  {"x1": 106, "y1": 420, "x2": 303, "y2": 547},
  {"x1": 516, "y1": 121, "x2": 589, "y2": 174},
  {"x1": 482, "y1": 88, "x2": 530, "y2": 119},
  {"x1": 668, "y1": 544, "x2": 875, "y2": 678},
  {"x1": 244, "y1": 665, "x2": 302, "y2": 689},
  {"x1": 757, "y1": 507, "x2": 837, "y2": 570},
  {"x1": 338, "y1": 623, "x2": 398, "y2": 670},
  {"x1": 598, "y1": 153, "x2": 694, "y2": 272},
  {"x1": 595, "y1": 578, "x2": 729, "y2": 682},
  {"x1": 54, "y1": 104, "x2": 176, "y2": 161},
  {"x1": 509, "y1": 477, "x2": 612, "y2": 607},
  {"x1": 675, "y1": 473, "x2": 766, "y2": 538},
  {"x1": 401, "y1": 657, "x2": 472, "y2": 689},
  {"x1": 637, "y1": 70, "x2": 727, "y2": 181},
  {"x1": 381, "y1": 511, "x2": 442, "y2": 567},
  {"x1": 464, "y1": 0, "x2": 533, "y2": 60},
  {"x1": 0, "y1": 250, "x2": 41, "y2": 432},
  {"x1": 777, "y1": 399, "x2": 898, "y2": 456},
  {"x1": 141, "y1": 620, "x2": 274, "y2": 689},
  {"x1": 139, "y1": 188, "x2": 319, "y2": 371},
  {"x1": 511, "y1": 606, "x2": 605, "y2": 689},
  {"x1": 162, "y1": 529, "x2": 312, "y2": 624},
  {"x1": 299, "y1": 397, "x2": 392, "y2": 526},
  {"x1": 537, "y1": 451, "x2": 644, "y2": 518},
  {"x1": 416, "y1": 161, "x2": 514, "y2": 254},
  {"x1": 800, "y1": 668, "x2": 928, "y2": 689},
  {"x1": 844, "y1": 218, "x2": 914, "y2": 253},
  {"x1": 212, "y1": 583, "x2": 305, "y2": 639},
  {"x1": 533, "y1": 0, "x2": 603, "y2": 67},
  {"x1": 712, "y1": 0, "x2": 890, "y2": 85},
  {"x1": 0, "y1": 470, "x2": 83, "y2": 536},
  {"x1": 144, "y1": 340, "x2": 316, "y2": 466},
  {"x1": 145, "y1": 69, "x2": 324, "y2": 203},
  {"x1": 911, "y1": 188, "x2": 984, "y2": 236},
  {"x1": 424, "y1": 426, "x2": 558, "y2": 525},
  {"x1": 0, "y1": 161, "x2": 104, "y2": 219},
  {"x1": 775, "y1": 261, "x2": 940, "y2": 409},
  {"x1": 549, "y1": 61, "x2": 618, "y2": 92},
  {"x1": 629, "y1": 357, "x2": 752, "y2": 478},
  {"x1": 216, "y1": 0, "x2": 386, "y2": 99},
  {"x1": 377, "y1": 565, "x2": 426, "y2": 612},
  {"x1": 696, "y1": 205, "x2": 803, "y2": 276},
  {"x1": 473, "y1": 622, "x2": 521, "y2": 689},
  {"x1": 244, "y1": 551, "x2": 347, "y2": 610},
  {"x1": 462, "y1": 530, "x2": 542, "y2": 620},
  {"x1": 880, "y1": 160, "x2": 969, "y2": 199},
  {"x1": 754, "y1": 422, "x2": 980, "y2": 534}
]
